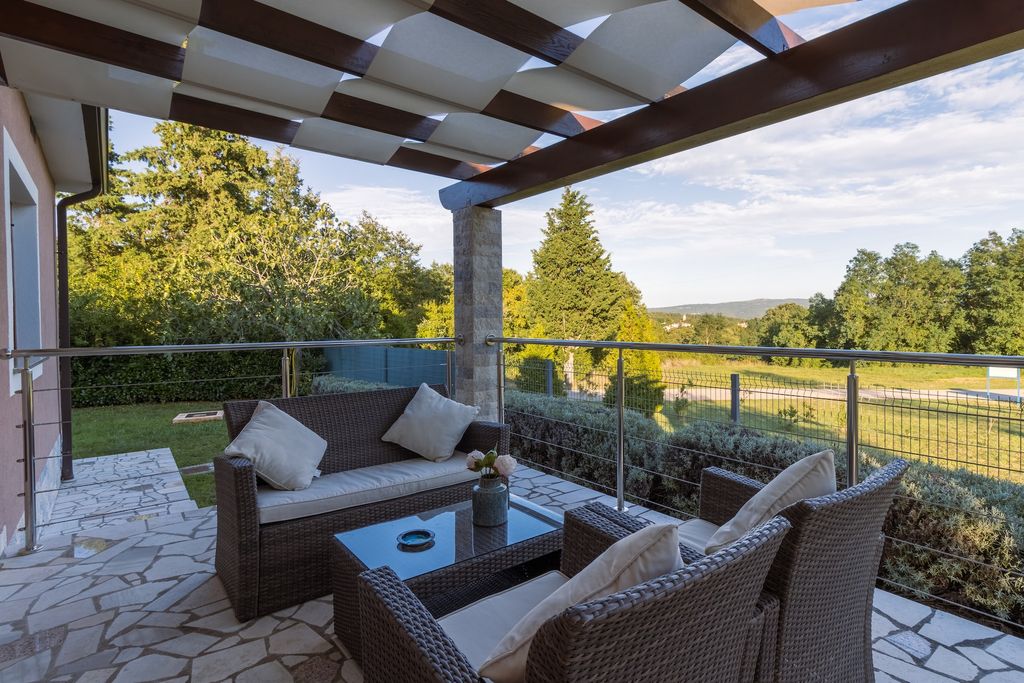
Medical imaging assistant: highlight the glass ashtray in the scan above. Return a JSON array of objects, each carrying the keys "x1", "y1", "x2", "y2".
[{"x1": 397, "y1": 528, "x2": 435, "y2": 552}]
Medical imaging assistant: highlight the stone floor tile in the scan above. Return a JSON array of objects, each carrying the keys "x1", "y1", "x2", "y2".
[
  {"x1": 875, "y1": 639, "x2": 915, "y2": 663},
  {"x1": 54, "y1": 624, "x2": 104, "y2": 668},
  {"x1": 206, "y1": 635, "x2": 241, "y2": 652},
  {"x1": 926, "y1": 646, "x2": 980, "y2": 681},
  {"x1": 874, "y1": 651, "x2": 957, "y2": 682},
  {"x1": 154, "y1": 633, "x2": 220, "y2": 657},
  {"x1": 105, "y1": 612, "x2": 144, "y2": 640},
  {"x1": 239, "y1": 616, "x2": 279, "y2": 640},
  {"x1": 293, "y1": 600, "x2": 333, "y2": 628},
  {"x1": 874, "y1": 590, "x2": 934, "y2": 629},
  {"x1": 0, "y1": 649, "x2": 52, "y2": 683},
  {"x1": 27, "y1": 599, "x2": 97, "y2": 634},
  {"x1": 112, "y1": 647, "x2": 142, "y2": 664},
  {"x1": 237, "y1": 661, "x2": 293, "y2": 682},
  {"x1": 919, "y1": 610, "x2": 1004, "y2": 647},
  {"x1": 958, "y1": 645, "x2": 1009, "y2": 671},
  {"x1": 886, "y1": 630, "x2": 934, "y2": 660},
  {"x1": 0, "y1": 565, "x2": 63, "y2": 586},
  {"x1": 142, "y1": 556, "x2": 208, "y2": 582},
  {"x1": 110, "y1": 626, "x2": 181, "y2": 648},
  {"x1": 341, "y1": 658, "x2": 364, "y2": 683},
  {"x1": 52, "y1": 649, "x2": 118, "y2": 677},
  {"x1": 111, "y1": 653, "x2": 187, "y2": 683},
  {"x1": 989, "y1": 636, "x2": 1024, "y2": 669},
  {"x1": 98, "y1": 580, "x2": 176, "y2": 610},
  {"x1": 191, "y1": 639, "x2": 266, "y2": 683},
  {"x1": 873, "y1": 612, "x2": 900, "y2": 640},
  {"x1": 293, "y1": 655, "x2": 341, "y2": 683},
  {"x1": 269, "y1": 623, "x2": 333, "y2": 655},
  {"x1": 981, "y1": 672, "x2": 1024, "y2": 683}
]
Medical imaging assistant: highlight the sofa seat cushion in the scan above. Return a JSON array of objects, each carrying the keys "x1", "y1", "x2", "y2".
[
  {"x1": 256, "y1": 455, "x2": 477, "y2": 524},
  {"x1": 677, "y1": 518, "x2": 720, "y2": 554},
  {"x1": 438, "y1": 571, "x2": 569, "y2": 672}
]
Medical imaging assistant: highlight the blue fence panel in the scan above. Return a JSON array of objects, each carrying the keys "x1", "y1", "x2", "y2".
[{"x1": 324, "y1": 346, "x2": 449, "y2": 387}]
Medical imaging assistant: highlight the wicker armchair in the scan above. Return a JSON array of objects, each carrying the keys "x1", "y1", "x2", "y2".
[
  {"x1": 697, "y1": 458, "x2": 909, "y2": 683},
  {"x1": 356, "y1": 503, "x2": 791, "y2": 683},
  {"x1": 214, "y1": 385, "x2": 507, "y2": 621}
]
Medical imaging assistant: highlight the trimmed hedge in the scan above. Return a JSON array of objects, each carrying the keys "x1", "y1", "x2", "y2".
[{"x1": 504, "y1": 389, "x2": 1024, "y2": 627}]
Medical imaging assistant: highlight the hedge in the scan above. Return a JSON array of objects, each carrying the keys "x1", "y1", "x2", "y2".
[{"x1": 504, "y1": 389, "x2": 1024, "y2": 627}]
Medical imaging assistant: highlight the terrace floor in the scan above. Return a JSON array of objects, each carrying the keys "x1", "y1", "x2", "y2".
[{"x1": 0, "y1": 457, "x2": 1021, "y2": 682}]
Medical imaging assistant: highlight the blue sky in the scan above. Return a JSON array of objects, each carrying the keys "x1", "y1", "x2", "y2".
[{"x1": 109, "y1": 0, "x2": 1024, "y2": 309}]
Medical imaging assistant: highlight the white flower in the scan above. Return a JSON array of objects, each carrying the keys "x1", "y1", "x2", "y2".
[
  {"x1": 493, "y1": 454, "x2": 517, "y2": 478},
  {"x1": 466, "y1": 450, "x2": 484, "y2": 470}
]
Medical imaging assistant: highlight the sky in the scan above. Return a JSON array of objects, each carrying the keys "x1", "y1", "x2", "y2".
[{"x1": 108, "y1": 0, "x2": 1024, "y2": 309}]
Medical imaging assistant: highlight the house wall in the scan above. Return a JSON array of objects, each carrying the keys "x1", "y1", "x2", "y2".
[{"x1": 0, "y1": 85, "x2": 61, "y2": 556}]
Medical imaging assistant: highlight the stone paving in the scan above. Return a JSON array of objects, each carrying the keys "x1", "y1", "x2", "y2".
[
  {"x1": 40, "y1": 450, "x2": 196, "y2": 539},
  {"x1": 0, "y1": 464, "x2": 1018, "y2": 681}
]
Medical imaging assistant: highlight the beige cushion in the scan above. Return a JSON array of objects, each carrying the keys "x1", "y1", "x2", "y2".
[
  {"x1": 705, "y1": 450, "x2": 836, "y2": 554},
  {"x1": 480, "y1": 523, "x2": 682, "y2": 683},
  {"x1": 224, "y1": 401, "x2": 327, "y2": 491},
  {"x1": 438, "y1": 571, "x2": 569, "y2": 671},
  {"x1": 255, "y1": 456, "x2": 477, "y2": 524},
  {"x1": 677, "y1": 518, "x2": 720, "y2": 553},
  {"x1": 382, "y1": 383, "x2": 480, "y2": 462}
]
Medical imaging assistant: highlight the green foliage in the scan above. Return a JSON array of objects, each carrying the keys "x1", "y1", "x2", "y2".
[
  {"x1": 506, "y1": 396, "x2": 1024, "y2": 624},
  {"x1": 959, "y1": 229, "x2": 1024, "y2": 355},
  {"x1": 757, "y1": 303, "x2": 821, "y2": 366},
  {"x1": 69, "y1": 122, "x2": 439, "y2": 345},
  {"x1": 311, "y1": 374, "x2": 394, "y2": 395}
]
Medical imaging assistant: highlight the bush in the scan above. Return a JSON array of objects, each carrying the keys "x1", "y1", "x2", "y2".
[
  {"x1": 311, "y1": 374, "x2": 395, "y2": 395},
  {"x1": 505, "y1": 393, "x2": 1024, "y2": 626}
]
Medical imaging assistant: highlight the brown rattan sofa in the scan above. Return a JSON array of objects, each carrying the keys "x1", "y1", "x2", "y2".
[
  {"x1": 693, "y1": 458, "x2": 909, "y2": 682},
  {"x1": 214, "y1": 385, "x2": 507, "y2": 621},
  {"x1": 355, "y1": 503, "x2": 792, "y2": 683}
]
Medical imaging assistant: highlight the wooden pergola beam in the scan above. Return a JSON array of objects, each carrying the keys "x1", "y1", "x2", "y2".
[
  {"x1": 439, "y1": 0, "x2": 1024, "y2": 209},
  {"x1": 678, "y1": 0, "x2": 803, "y2": 57},
  {"x1": 0, "y1": 0, "x2": 185, "y2": 81}
]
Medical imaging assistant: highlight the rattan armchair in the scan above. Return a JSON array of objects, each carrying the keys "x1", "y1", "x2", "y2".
[
  {"x1": 697, "y1": 458, "x2": 909, "y2": 683},
  {"x1": 356, "y1": 503, "x2": 791, "y2": 683}
]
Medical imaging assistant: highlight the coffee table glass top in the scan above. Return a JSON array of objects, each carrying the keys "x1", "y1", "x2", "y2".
[{"x1": 334, "y1": 495, "x2": 563, "y2": 581}]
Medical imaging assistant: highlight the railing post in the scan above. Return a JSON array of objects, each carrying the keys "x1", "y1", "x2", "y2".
[
  {"x1": 19, "y1": 362, "x2": 41, "y2": 554},
  {"x1": 291, "y1": 348, "x2": 301, "y2": 397},
  {"x1": 446, "y1": 348, "x2": 455, "y2": 399},
  {"x1": 730, "y1": 373, "x2": 741, "y2": 425},
  {"x1": 616, "y1": 349, "x2": 627, "y2": 512},
  {"x1": 280, "y1": 349, "x2": 291, "y2": 399},
  {"x1": 846, "y1": 360, "x2": 859, "y2": 488},
  {"x1": 496, "y1": 347, "x2": 505, "y2": 424},
  {"x1": 545, "y1": 359, "x2": 553, "y2": 396}
]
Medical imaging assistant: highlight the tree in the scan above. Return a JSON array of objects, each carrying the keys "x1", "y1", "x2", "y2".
[
  {"x1": 527, "y1": 188, "x2": 639, "y2": 383},
  {"x1": 603, "y1": 301, "x2": 665, "y2": 411},
  {"x1": 959, "y1": 229, "x2": 1024, "y2": 354},
  {"x1": 757, "y1": 303, "x2": 820, "y2": 365},
  {"x1": 69, "y1": 122, "x2": 438, "y2": 345}
]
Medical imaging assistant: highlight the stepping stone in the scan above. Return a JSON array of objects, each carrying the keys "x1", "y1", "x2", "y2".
[
  {"x1": 919, "y1": 610, "x2": 1003, "y2": 647},
  {"x1": 873, "y1": 590, "x2": 933, "y2": 629},
  {"x1": 959, "y1": 646, "x2": 1009, "y2": 671},
  {"x1": 925, "y1": 647, "x2": 979, "y2": 681},
  {"x1": 191, "y1": 639, "x2": 266, "y2": 683},
  {"x1": 112, "y1": 653, "x2": 186, "y2": 683},
  {"x1": 988, "y1": 636, "x2": 1024, "y2": 669}
]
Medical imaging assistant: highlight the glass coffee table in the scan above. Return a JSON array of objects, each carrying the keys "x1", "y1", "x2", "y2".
[{"x1": 331, "y1": 495, "x2": 563, "y2": 662}]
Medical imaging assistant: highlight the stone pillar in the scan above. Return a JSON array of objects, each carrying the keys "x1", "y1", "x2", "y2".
[{"x1": 453, "y1": 206, "x2": 502, "y2": 421}]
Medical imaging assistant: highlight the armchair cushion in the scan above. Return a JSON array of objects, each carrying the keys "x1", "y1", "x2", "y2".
[
  {"x1": 224, "y1": 400, "x2": 327, "y2": 490},
  {"x1": 255, "y1": 455, "x2": 478, "y2": 524},
  {"x1": 677, "y1": 518, "x2": 720, "y2": 553},
  {"x1": 437, "y1": 571, "x2": 568, "y2": 671},
  {"x1": 382, "y1": 383, "x2": 480, "y2": 461},
  {"x1": 480, "y1": 523, "x2": 682, "y2": 683},
  {"x1": 705, "y1": 449, "x2": 836, "y2": 554}
]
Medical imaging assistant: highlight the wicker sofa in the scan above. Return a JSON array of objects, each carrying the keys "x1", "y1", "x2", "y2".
[
  {"x1": 356, "y1": 503, "x2": 791, "y2": 683},
  {"x1": 214, "y1": 385, "x2": 508, "y2": 621}
]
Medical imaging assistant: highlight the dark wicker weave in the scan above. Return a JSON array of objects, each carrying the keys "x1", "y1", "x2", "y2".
[
  {"x1": 697, "y1": 459, "x2": 909, "y2": 683},
  {"x1": 356, "y1": 503, "x2": 791, "y2": 683},
  {"x1": 214, "y1": 385, "x2": 508, "y2": 621}
]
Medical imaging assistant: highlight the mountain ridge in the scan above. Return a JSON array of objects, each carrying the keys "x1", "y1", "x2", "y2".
[{"x1": 651, "y1": 298, "x2": 809, "y2": 319}]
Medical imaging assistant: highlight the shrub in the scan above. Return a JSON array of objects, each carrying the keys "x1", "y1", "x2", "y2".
[{"x1": 311, "y1": 374, "x2": 395, "y2": 395}]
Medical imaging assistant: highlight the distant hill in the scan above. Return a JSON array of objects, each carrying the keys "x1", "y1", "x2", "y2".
[{"x1": 651, "y1": 298, "x2": 810, "y2": 320}]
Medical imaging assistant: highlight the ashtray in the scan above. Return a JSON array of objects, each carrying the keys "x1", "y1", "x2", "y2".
[{"x1": 397, "y1": 528, "x2": 435, "y2": 552}]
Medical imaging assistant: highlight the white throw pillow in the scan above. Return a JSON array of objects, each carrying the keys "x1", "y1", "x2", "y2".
[
  {"x1": 704, "y1": 449, "x2": 836, "y2": 554},
  {"x1": 381, "y1": 383, "x2": 479, "y2": 462},
  {"x1": 479, "y1": 523, "x2": 682, "y2": 683},
  {"x1": 224, "y1": 401, "x2": 327, "y2": 491}
]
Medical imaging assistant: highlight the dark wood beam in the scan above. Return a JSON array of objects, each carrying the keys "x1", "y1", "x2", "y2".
[
  {"x1": 439, "y1": 0, "x2": 1024, "y2": 209},
  {"x1": 198, "y1": 0, "x2": 377, "y2": 76},
  {"x1": 0, "y1": 0, "x2": 185, "y2": 81},
  {"x1": 322, "y1": 92, "x2": 440, "y2": 141},
  {"x1": 482, "y1": 90, "x2": 600, "y2": 138},
  {"x1": 169, "y1": 93, "x2": 300, "y2": 144},
  {"x1": 387, "y1": 146, "x2": 487, "y2": 180},
  {"x1": 677, "y1": 0, "x2": 803, "y2": 57},
  {"x1": 428, "y1": 0, "x2": 583, "y2": 64}
]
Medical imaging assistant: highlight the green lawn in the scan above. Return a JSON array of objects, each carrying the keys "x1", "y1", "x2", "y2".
[{"x1": 73, "y1": 401, "x2": 227, "y2": 507}]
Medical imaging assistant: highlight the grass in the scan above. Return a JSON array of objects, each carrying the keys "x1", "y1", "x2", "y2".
[{"x1": 73, "y1": 401, "x2": 227, "y2": 507}]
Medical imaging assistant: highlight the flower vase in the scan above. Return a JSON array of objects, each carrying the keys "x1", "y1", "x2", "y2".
[{"x1": 472, "y1": 475, "x2": 508, "y2": 527}]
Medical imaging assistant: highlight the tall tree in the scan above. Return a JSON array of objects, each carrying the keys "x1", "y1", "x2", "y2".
[
  {"x1": 959, "y1": 229, "x2": 1024, "y2": 354},
  {"x1": 757, "y1": 303, "x2": 819, "y2": 365}
]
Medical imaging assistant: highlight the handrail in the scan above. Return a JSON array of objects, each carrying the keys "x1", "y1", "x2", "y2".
[
  {"x1": 488, "y1": 335, "x2": 1024, "y2": 368},
  {"x1": 2, "y1": 337, "x2": 458, "y2": 359}
]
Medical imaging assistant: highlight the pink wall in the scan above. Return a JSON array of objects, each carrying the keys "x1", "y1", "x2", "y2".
[{"x1": 0, "y1": 85, "x2": 61, "y2": 553}]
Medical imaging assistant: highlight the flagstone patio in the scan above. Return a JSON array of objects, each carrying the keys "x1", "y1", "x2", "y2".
[{"x1": 0, "y1": 459, "x2": 1021, "y2": 682}]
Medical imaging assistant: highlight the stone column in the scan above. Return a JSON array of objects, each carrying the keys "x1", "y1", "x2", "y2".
[{"x1": 453, "y1": 206, "x2": 502, "y2": 421}]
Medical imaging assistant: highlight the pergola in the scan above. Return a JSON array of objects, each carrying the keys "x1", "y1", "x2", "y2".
[{"x1": 3, "y1": 0, "x2": 1023, "y2": 417}]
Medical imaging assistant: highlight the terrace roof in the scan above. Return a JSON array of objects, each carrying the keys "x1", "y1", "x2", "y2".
[{"x1": 2, "y1": 0, "x2": 1022, "y2": 206}]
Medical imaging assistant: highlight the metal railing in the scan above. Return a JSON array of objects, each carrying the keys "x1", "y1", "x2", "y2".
[
  {"x1": 490, "y1": 335, "x2": 1024, "y2": 632},
  {"x1": 5, "y1": 337, "x2": 456, "y2": 553}
]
